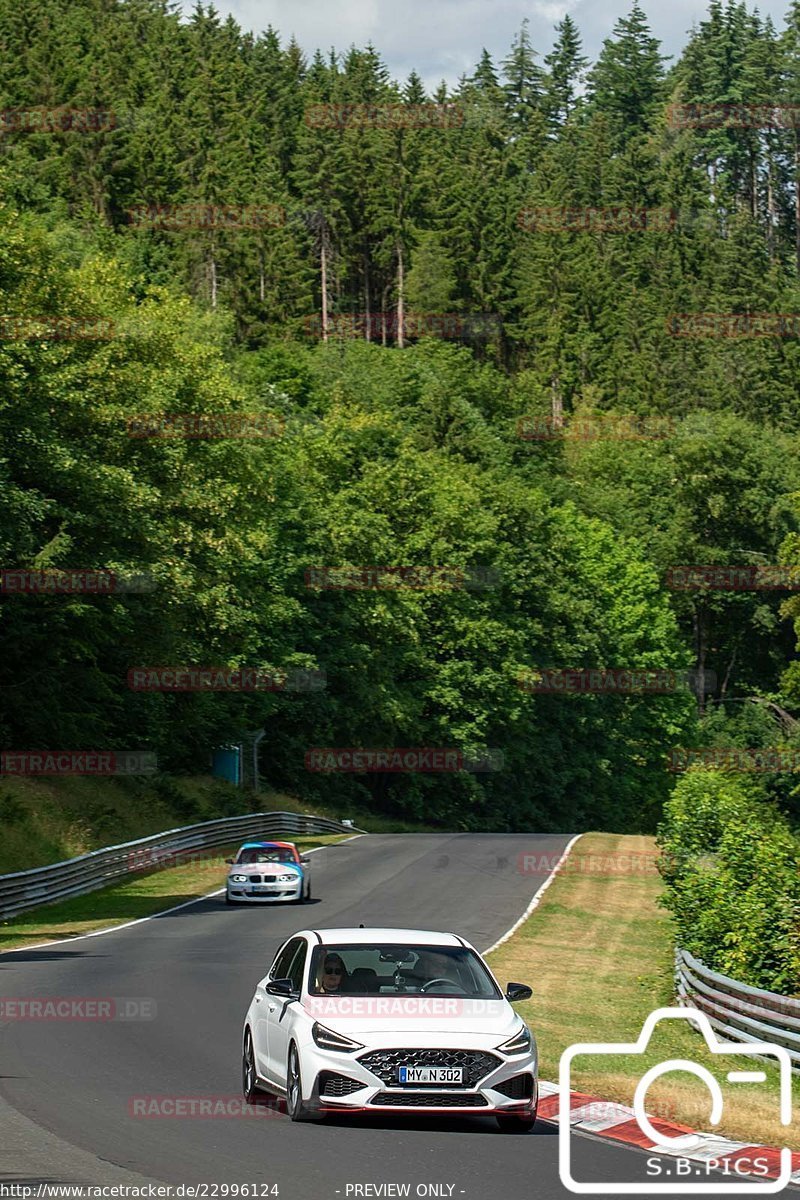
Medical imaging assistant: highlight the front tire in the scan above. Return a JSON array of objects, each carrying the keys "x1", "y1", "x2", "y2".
[
  {"x1": 242, "y1": 1030, "x2": 260, "y2": 1104},
  {"x1": 286, "y1": 1044, "x2": 314, "y2": 1121}
]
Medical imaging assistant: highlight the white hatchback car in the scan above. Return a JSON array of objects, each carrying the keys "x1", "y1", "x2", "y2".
[{"x1": 241, "y1": 926, "x2": 537, "y2": 1131}]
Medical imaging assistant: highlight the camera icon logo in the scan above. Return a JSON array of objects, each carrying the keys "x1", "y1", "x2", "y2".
[{"x1": 559, "y1": 1007, "x2": 792, "y2": 1194}]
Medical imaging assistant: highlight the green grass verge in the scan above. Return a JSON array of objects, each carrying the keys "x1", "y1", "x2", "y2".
[{"x1": 486, "y1": 831, "x2": 800, "y2": 1151}]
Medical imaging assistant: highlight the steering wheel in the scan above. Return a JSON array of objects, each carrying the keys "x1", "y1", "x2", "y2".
[{"x1": 420, "y1": 978, "x2": 468, "y2": 994}]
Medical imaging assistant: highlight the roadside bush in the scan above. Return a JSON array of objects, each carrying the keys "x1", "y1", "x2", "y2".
[{"x1": 657, "y1": 770, "x2": 800, "y2": 995}]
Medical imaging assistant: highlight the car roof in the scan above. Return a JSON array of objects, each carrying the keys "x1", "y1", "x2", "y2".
[
  {"x1": 304, "y1": 928, "x2": 464, "y2": 946},
  {"x1": 238, "y1": 841, "x2": 296, "y2": 850}
]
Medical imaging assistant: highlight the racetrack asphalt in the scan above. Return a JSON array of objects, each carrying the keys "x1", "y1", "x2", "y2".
[{"x1": 0, "y1": 833, "x2": 777, "y2": 1199}]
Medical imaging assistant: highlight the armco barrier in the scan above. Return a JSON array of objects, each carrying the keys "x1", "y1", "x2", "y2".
[
  {"x1": 0, "y1": 811, "x2": 364, "y2": 921},
  {"x1": 676, "y1": 947, "x2": 800, "y2": 1072}
]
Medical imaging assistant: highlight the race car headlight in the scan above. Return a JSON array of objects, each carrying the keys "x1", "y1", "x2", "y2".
[
  {"x1": 277, "y1": 873, "x2": 297, "y2": 883},
  {"x1": 497, "y1": 1025, "x2": 532, "y2": 1054},
  {"x1": 311, "y1": 1022, "x2": 365, "y2": 1052},
  {"x1": 230, "y1": 874, "x2": 248, "y2": 883}
]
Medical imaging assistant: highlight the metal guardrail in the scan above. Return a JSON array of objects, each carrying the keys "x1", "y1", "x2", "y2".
[
  {"x1": 0, "y1": 811, "x2": 365, "y2": 921},
  {"x1": 676, "y1": 947, "x2": 800, "y2": 1072}
]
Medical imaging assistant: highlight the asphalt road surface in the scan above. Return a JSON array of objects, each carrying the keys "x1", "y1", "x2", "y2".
[{"x1": 0, "y1": 834, "x2": 782, "y2": 1199}]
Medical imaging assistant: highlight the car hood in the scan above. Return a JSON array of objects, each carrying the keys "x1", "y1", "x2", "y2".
[{"x1": 301, "y1": 995, "x2": 524, "y2": 1040}]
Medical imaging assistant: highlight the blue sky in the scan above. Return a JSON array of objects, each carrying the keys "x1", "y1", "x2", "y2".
[{"x1": 179, "y1": 1, "x2": 793, "y2": 91}]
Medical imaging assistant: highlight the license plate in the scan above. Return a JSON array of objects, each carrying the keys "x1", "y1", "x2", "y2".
[{"x1": 398, "y1": 1066, "x2": 463, "y2": 1084}]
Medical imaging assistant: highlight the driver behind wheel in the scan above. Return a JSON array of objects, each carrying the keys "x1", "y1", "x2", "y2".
[{"x1": 412, "y1": 949, "x2": 458, "y2": 988}]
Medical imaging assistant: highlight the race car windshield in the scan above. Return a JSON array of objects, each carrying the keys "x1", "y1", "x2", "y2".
[
  {"x1": 237, "y1": 847, "x2": 295, "y2": 864},
  {"x1": 308, "y1": 944, "x2": 501, "y2": 997}
]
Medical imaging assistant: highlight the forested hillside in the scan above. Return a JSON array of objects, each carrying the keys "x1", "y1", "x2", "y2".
[{"x1": 1, "y1": 0, "x2": 799, "y2": 832}]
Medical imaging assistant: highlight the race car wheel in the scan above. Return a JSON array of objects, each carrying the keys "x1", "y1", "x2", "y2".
[{"x1": 286, "y1": 1044, "x2": 314, "y2": 1121}]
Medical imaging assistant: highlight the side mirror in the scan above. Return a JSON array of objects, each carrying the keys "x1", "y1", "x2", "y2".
[
  {"x1": 506, "y1": 982, "x2": 533, "y2": 1002},
  {"x1": 225, "y1": 858, "x2": 234, "y2": 865},
  {"x1": 300, "y1": 857, "x2": 311, "y2": 865},
  {"x1": 266, "y1": 978, "x2": 297, "y2": 998}
]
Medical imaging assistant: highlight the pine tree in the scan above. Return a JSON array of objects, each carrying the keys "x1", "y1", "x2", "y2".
[
  {"x1": 588, "y1": 2, "x2": 668, "y2": 147},
  {"x1": 404, "y1": 70, "x2": 427, "y2": 104},
  {"x1": 543, "y1": 15, "x2": 588, "y2": 132},
  {"x1": 502, "y1": 21, "x2": 543, "y2": 134}
]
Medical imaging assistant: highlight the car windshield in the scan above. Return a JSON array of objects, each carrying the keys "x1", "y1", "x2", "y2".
[
  {"x1": 308, "y1": 943, "x2": 501, "y2": 998},
  {"x1": 236, "y1": 847, "x2": 295, "y2": 864}
]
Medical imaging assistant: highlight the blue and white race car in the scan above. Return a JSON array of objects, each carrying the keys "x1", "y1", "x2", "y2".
[{"x1": 225, "y1": 841, "x2": 311, "y2": 905}]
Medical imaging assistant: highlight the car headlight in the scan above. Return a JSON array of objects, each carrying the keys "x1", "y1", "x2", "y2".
[
  {"x1": 277, "y1": 873, "x2": 297, "y2": 883},
  {"x1": 230, "y1": 874, "x2": 248, "y2": 883},
  {"x1": 311, "y1": 1021, "x2": 365, "y2": 1052},
  {"x1": 497, "y1": 1025, "x2": 532, "y2": 1054}
]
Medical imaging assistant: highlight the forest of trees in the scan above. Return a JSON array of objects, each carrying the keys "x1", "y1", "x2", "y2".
[{"x1": 1, "y1": 0, "x2": 800, "y2": 832}]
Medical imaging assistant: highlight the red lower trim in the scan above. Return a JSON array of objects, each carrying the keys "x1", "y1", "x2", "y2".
[{"x1": 318, "y1": 1102, "x2": 535, "y2": 1116}]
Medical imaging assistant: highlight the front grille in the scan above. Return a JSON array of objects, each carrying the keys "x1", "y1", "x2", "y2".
[
  {"x1": 318, "y1": 1071, "x2": 365, "y2": 1097},
  {"x1": 494, "y1": 1073, "x2": 534, "y2": 1100},
  {"x1": 358, "y1": 1049, "x2": 501, "y2": 1089},
  {"x1": 247, "y1": 875, "x2": 261, "y2": 883},
  {"x1": 370, "y1": 1092, "x2": 488, "y2": 1108}
]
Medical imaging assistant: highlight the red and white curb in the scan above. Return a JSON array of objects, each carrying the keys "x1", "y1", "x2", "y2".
[{"x1": 538, "y1": 1081, "x2": 800, "y2": 1184}]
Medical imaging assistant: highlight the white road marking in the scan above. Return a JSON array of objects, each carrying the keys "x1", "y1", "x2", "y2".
[{"x1": 482, "y1": 833, "x2": 583, "y2": 954}]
